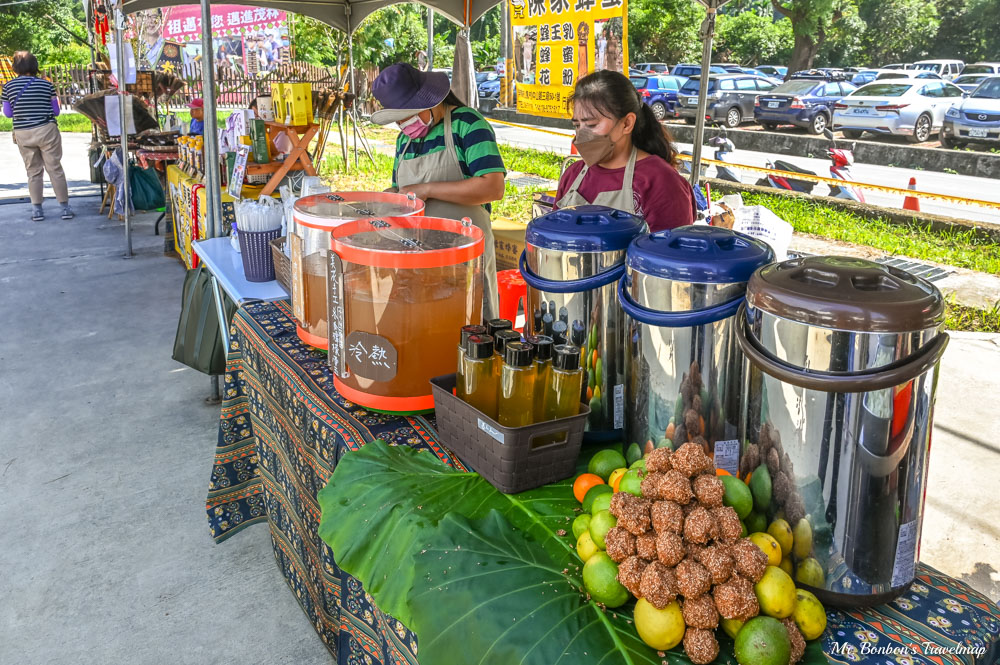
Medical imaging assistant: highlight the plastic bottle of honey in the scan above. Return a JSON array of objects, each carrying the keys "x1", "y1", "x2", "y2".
[
  {"x1": 493, "y1": 329, "x2": 522, "y2": 384},
  {"x1": 525, "y1": 334, "x2": 553, "y2": 421},
  {"x1": 541, "y1": 344, "x2": 584, "y2": 423},
  {"x1": 461, "y1": 333, "x2": 498, "y2": 420},
  {"x1": 498, "y1": 341, "x2": 537, "y2": 428},
  {"x1": 456, "y1": 324, "x2": 487, "y2": 400}
]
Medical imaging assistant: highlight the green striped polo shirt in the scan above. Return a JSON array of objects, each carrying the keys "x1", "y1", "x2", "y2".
[{"x1": 391, "y1": 106, "x2": 506, "y2": 205}]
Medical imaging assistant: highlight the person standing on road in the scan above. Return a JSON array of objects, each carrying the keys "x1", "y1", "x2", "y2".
[
  {"x1": 555, "y1": 70, "x2": 694, "y2": 231},
  {"x1": 2, "y1": 51, "x2": 72, "y2": 221},
  {"x1": 370, "y1": 62, "x2": 505, "y2": 320}
]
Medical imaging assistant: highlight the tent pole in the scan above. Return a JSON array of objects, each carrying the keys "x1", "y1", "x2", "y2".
[
  {"x1": 200, "y1": 0, "x2": 222, "y2": 239},
  {"x1": 427, "y1": 9, "x2": 434, "y2": 69},
  {"x1": 347, "y1": 6, "x2": 359, "y2": 168},
  {"x1": 113, "y1": 7, "x2": 132, "y2": 258},
  {"x1": 690, "y1": 5, "x2": 716, "y2": 188}
]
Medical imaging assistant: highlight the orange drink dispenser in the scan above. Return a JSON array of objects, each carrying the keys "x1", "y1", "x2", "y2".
[
  {"x1": 290, "y1": 192, "x2": 424, "y2": 348},
  {"x1": 328, "y1": 216, "x2": 485, "y2": 413}
]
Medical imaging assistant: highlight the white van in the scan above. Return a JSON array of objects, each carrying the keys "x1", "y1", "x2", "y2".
[
  {"x1": 913, "y1": 60, "x2": 965, "y2": 80},
  {"x1": 962, "y1": 62, "x2": 1000, "y2": 76}
]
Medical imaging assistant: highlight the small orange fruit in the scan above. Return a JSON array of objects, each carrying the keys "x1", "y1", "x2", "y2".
[
  {"x1": 665, "y1": 422, "x2": 675, "y2": 440},
  {"x1": 716, "y1": 468, "x2": 732, "y2": 476},
  {"x1": 573, "y1": 473, "x2": 605, "y2": 503}
]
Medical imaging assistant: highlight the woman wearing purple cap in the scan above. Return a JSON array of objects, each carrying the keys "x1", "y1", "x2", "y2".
[{"x1": 371, "y1": 63, "x2": 505, "y2": 320}]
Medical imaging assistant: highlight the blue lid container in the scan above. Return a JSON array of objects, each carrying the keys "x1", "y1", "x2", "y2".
[
  {"x1": 619, "y1": 225, "x2": 774, "y2": 328},
  {"x1": 525, "y1": 205, "x2": 647, "y2": 254},
  {"x1": 627, "y1": 225, "x2": 774, "y2": 284}
]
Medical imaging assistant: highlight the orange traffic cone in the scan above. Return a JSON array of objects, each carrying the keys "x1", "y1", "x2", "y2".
[{"x1": 903, "y1": 177, "x2": 920, "y2": 212}]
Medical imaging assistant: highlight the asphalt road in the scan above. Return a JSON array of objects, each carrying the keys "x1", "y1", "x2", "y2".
[{"x1": 489, "y1": 120, "x2": 1000, "y2": 224}]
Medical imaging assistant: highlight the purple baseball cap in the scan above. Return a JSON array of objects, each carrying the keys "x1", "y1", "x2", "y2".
[{"x1": 371, "y1": 63, "x2": 451, "y2": 125}]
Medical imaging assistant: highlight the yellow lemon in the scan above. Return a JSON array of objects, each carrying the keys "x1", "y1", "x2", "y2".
[
  {"x1": 608, "y1": 467, "x2": 628, "y2": 492},
  {"x1": 792, "y1": 518, "x2": 813, "y2": 559},
  {"x1": 721, "y1": 617, "x2": 745, "y2": 639},
  {"x1": 779, "y1": 556, "x2": 794, "y2": 577},
  {"x1": 796, "y1": 557, "x2": 825, "y2": 589},
  {"x1": 792, "y1": 589, "x2": 828, "y2": 641},
  {"x1": 577, "y1": 530, "x2": 599, "y2": 562},
  {"x1": 754, "y1": 565, "x2": 797, "y2": 618},
  {"x1": 634, "y1": 598, "x2": 685, "y2": 650},
  {"x1": 748, "y1": 532, "x2": 783, "y2": 567},
  {"x1": 767, "y1": 518, "x2": 794, "y2": 557}
]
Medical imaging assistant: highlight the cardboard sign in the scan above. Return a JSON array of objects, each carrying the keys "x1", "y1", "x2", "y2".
[
  {"x1": 227, "y1": 144, "x2": 250, "y2": 199},
  {"x1": 345, "y1": 331, "x2": 398, "y2": 382},
  {"x1": 290, "y1": 233, "x2": 306, "y2": 323},
  {"x1": 326, "y1": 251, "x2": 347, "y2": 378}
]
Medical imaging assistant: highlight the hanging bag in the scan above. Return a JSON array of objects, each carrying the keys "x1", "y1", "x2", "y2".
[
  {"x1": 172, "y1": 265, "x2": 237, "y2": 375},
  {"x1": 128, "y1": 164, "x2": 165, "y2": 210}
]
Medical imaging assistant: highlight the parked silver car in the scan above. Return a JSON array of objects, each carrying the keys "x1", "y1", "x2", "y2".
[
  {"x1": 941, "y1": 76, "x2": 1000, "y2": 148},
  {"x1": 833, "y1": 79, "x2": 965, "y2": 142}
]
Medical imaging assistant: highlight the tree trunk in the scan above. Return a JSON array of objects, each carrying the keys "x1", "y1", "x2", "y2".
[{"x1": 787, "y1": 31, "x2": 822, "y2": 73}]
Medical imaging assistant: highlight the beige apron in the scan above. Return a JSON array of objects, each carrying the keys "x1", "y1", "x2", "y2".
[
  {"x1": 555, "y1": 146, "x2": 638, "y2": 212},
  {"x1": 396, "y1": 108, "x2": 500, "y2": 320}
]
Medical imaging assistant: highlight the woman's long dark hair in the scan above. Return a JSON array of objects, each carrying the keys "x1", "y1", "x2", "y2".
[{"x1": 568, "y1": 70, "x2": 679, "y2": 167}]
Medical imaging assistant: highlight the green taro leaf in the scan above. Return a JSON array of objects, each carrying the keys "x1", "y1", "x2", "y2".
[
  {"x1": 318, "y1": 440, "x2": 827, "y2": 665},
  {"x1": 409, "y1": 510, "x2": 673, "y2": 665}
]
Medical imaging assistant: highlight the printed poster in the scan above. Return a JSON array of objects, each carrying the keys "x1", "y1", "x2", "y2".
[{"x1": 509, "y1": 0, "x2": 629, "y2": 118}]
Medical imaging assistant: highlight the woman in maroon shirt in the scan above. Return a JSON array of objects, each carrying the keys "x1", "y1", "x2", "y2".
[{"x1": 555, "y1": 71, "x2": 695, "y2": 232}]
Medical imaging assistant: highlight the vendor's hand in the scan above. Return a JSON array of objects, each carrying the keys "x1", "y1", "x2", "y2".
[{"x1": 399, "y1": 183, "x2": 434, "y2": 201}]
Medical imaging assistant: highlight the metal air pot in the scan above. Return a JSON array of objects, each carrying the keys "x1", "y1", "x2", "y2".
[
  {"x1": 519, "y1": 205, "x2": 647, "y2": 441},
  {"x1": 737, "y1": 256, "x2": 949, "y2": 607},
  {"x1": 618, "y1": 226, "x2": 773, "y2": 464}
]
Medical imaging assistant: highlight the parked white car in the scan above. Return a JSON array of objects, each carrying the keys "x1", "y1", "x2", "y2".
[
  {"x1": 941, "y1": 76, "x2": 1000, "y2": 148},
  {"x1": 833, "y1": 79, "x2": 965, "y2": 143},
  {"x1": 962, "y1": 62, "x2": 1000, "y2": 76},
  {"x1": 912, "y1": 59, "x2": 965, "y2": 80}
]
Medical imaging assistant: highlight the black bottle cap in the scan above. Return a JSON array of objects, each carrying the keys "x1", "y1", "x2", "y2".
[
  {"x1": 552, "y1": 320, "x2": 568, "y2": 344},
  {"x1": 539, "y1": 301, "x2": 548, "y2": 316},
  {"x1": 559, "y1": 306, "x2": 569, "y2": 324},
  {"x1": 542, "y1": 313, "x2": 554, "y2": 336},
  {"x1": 465, "y1": 333, "x2": 495, "y2": 360},
  {"x1": 533, "y1": 308, "x2": 543, "y2": 332},
  {"x1": 494, "y1": 329, "x2": 521, "y2": 355},
  {"x1": 505, "y1": 341, "x2": 534, "y2": 367},
  {"x1": 461, "y1": 324, "x2": 487, "y2": 347},
  {"x1": 525, "y1": 334, "x2": 553, "y2": 361},
  {"x1": 548, "y1": 300, "x2": 556, "y2": 316},
  {"x1": 553, "y1": 344, "x2": 581, "y2": 371},
  {"x1": 486, "y1": 319, "x2": 513, "y2": 337},
  {"x1": 571, "y1": 320, "x2": 587, "y2": 346}
]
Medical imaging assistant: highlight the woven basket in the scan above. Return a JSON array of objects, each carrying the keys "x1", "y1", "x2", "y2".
[
  {"x1": 430, "y1": 374, "x2": 589, "y2": 493},
  {"x1": 270, "y1": 236, "x2": 291, "y2": 291},
  {"x1": 238, "y1": 228, "x2": 281, "y2": 282}
]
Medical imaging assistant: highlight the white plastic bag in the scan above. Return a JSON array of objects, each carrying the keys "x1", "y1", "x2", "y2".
[{"x1": 733, "y1": 205, "x2": 793, "y2": 261}]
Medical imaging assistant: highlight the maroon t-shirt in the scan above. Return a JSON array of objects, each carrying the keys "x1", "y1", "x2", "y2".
[{"x1": 555, "y1": 154, "x2": 696, "y2": 232}]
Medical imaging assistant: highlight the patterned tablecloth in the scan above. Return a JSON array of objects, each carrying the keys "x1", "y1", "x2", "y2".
[{"x1": 207, "y1": 299, "x2": 1000, "y2": 665}]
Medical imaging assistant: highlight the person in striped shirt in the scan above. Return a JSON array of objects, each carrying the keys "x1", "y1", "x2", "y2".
[
  {"x1": 2, "y1": 51, "x2": 73, "y2": 221},
  {"x1": 371, "y1": 63, "x2": 506, "y2": 319}
]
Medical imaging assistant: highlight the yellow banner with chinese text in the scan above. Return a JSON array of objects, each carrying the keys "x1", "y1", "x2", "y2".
[{"x1": 509, "y1": 0, "x2": 629, "y2": 118}]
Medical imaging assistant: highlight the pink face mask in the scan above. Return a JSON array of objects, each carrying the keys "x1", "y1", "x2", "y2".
[{"x1": 398, "y1": 113, "x2": 431, "y2": 139}]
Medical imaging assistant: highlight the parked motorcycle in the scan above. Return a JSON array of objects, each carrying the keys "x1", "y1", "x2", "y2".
[
  {"x1": 824, "y1": 128, "x2": 865, "y2": 203},
  {"x1": 707, "y1": 126, "x2": 741, "y2": 183},
  {"x1": 755, "y1": 158, "x2": 818, "y2": 193}
]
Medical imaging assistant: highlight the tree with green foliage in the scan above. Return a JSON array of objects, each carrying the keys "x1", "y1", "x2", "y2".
[
  {"x1": 857, "y1": 0, "x2": 938, "y2": 65},
  {"x1": 0, "y1": 0, "x2": 90, "y2": 65},
  {"x1": 715, "y1": 12, "x2": 794, "y2": 66},
  {"x1": 628, "y1": 0, "x2": 704, "y2": 64},
  {"x1": 769, "y1": 0, "x2": 858, "y2": 72}
]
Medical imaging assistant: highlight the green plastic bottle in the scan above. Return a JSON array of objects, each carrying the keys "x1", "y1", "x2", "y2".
[
  {"x1": 456, "y1": 324, "x2": 487, "y2": 400},
  {"x1": 499, "y1": 341, "x2": 537, "y2": 428},
  {"x1": 525, "y1": 334, "x2": 554, "y2": 422},
  {"x1": 461, "y1": 333, "x2": 498, "y2": 420}
]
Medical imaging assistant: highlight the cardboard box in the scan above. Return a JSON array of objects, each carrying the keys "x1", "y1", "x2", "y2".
[
  {"x1": 249, "y1": 119, "x2": 270, "y2": 164},
  {"x1": 255, "y1": 95, "x2": 274, "y2": 122},
  {"x1": 286, "y1": 82, "x2": 313, "y2": 125},
  {"x1": 270, "y1": 82, "x2": 287, "y2": 123},
  {"x1": 492, "y1": 218, "x2": 528, "y2": 272}
]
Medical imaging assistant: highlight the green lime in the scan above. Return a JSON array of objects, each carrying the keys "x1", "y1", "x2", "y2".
[
  {"x1": 630, "y1": 458, "x2": 647, "y2": 471},
  {"x1": 588, "y1": 449, "x2": 627, "y2": 480},
  {"x1": 720, "y1": 474, "x2": 754, "y2": 519},
  {"x1": 572, "y1": 513, "x2": 592, "y2": 540},
  {"x1": 745, "y1": 510, "x2": 767, "y2": 535},
  {"x1": 735, "y1": 616, "x2": 790, "y2": 665},
  {"x1": 749, "y1": 463, "x2": 772, "y2": 512},
  {"x1": 625, "y1": 442, "x2": 643, "y2": 466},
  {"x1": 589, "y1": 509, "x2": 617, "y2": 549},
  {"x1": 591, "y1": 492, "x2": 613, "y2": 515},
  {"x1": 582, "y1": 484, "x2": 613, "y2": 513},
  {"x1": 656, "y1": 438, "x2": 674, "y2": 450},
  {"x1": 582, "y1": 552, "x2": 629, "y2": 607},
  {"x1": 619, "y1": 468, "x2": 644, "y2": 496},
  {"x1": 595, "y1": 357, "x2": 603, "y2": 386}
]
